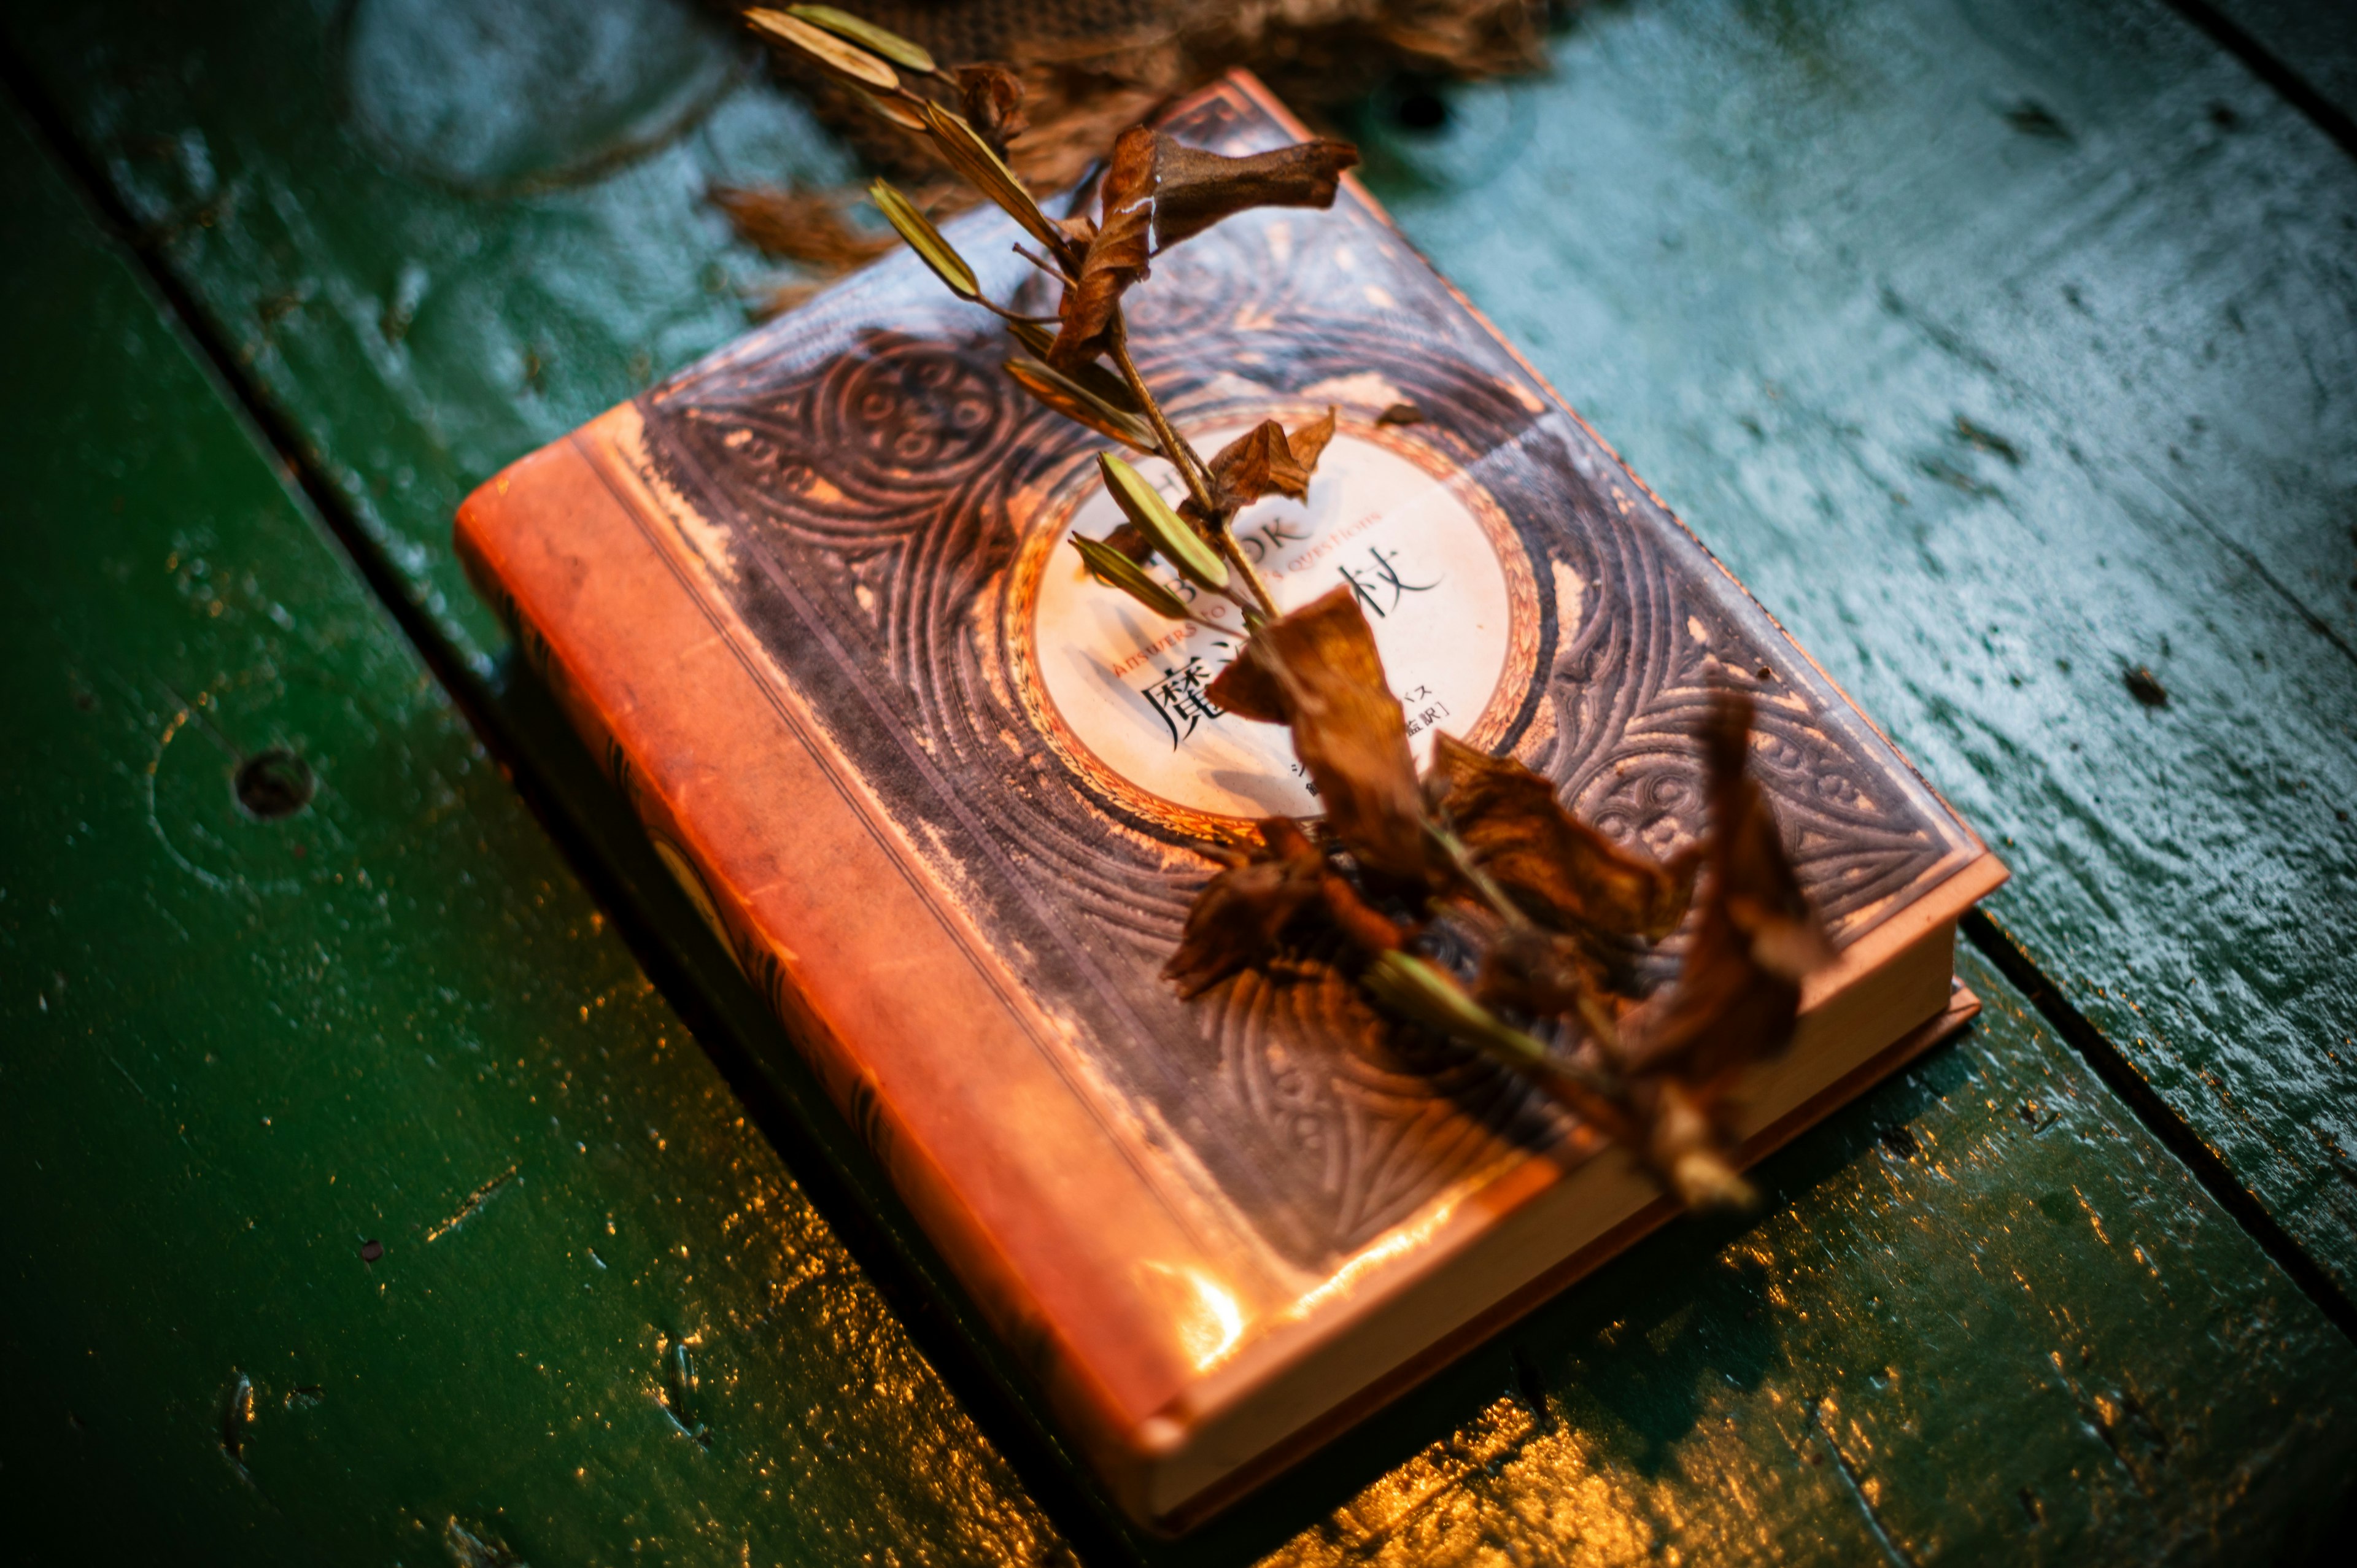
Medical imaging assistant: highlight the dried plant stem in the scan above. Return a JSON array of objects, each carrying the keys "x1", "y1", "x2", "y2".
[
  {"x1": 1011, "y1": 242, "x2": 1073, "y2": 285},
  {"x1": 1106, "y1": 326, "x2": 1282, "y2": 620},
  {"x1": 1215, "y1": 532, "x2": 1282, "y2": 623},
  {"x1": 1426, "y1": 820, "x2": 1531, "y2": 933},
  {"x1": 1109, "y1": 330, "x2": 1217, "y2": 512}
]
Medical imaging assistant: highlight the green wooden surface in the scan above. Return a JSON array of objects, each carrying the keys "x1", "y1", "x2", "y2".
[
  {"x1": 6, "y1": 0, "x2": 2357, "y2": 1561},
  {"x1": 1342, "y1": 0, "x2": 2357, "y2": 1296},
  {"x1": 0, "y1": 96, "x2": 1070, "y2": 1567},
  {"x1": 12, "y1": 0, "x2": 2356, "y2": 1305},
  {"x1": 2209, "y1": 0, "x2": 2357, "y2": 128}
]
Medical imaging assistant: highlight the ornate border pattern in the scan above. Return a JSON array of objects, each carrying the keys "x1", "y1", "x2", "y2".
[{"x1": 626, "y1": 87, "x2": 1976, "y2": 1270}]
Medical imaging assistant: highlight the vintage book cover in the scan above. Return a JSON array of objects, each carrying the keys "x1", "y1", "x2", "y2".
[{"x1": 456, "y1": 74, "x2": 2005, "y2": 1528}]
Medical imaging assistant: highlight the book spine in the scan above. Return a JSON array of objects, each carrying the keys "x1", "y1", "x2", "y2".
[
  {"x1": 453, "y1": 522, "x2": 874, "y2": 1119},
  {"x1": 451, "y1": 494, "x2": 1163, "y2": 1504}
]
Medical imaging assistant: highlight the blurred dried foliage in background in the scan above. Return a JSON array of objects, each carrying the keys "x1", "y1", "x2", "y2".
[{"x1": 715, "y1": 0, "x2": 1555, "y2": 302}]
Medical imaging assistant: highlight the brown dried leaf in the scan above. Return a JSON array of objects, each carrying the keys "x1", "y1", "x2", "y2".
[
  {"x1": 1048, "y1": 129, "x2": 1360, "y2": 368},
  {"x1": 1198, "y1": 408, "x2": 1338, "y2": 512},
  {"x1": 1424, "y1": 733, "x2": 1695, "y2": 940},
  {"x1": 1620, "y1": 692, "x2": 1835, "y2": 1083},
  {"x1": 708, "y1": 185, "x2": 895, "y2": 271},
  {"x1": 1289, "y1": 406, "x2": 1339, "y2": 473},
  {"x1": 1207, "y1": 420, "x2": 1309, "y2": 506},
  {"x1": 1377, "y1": 402, "x2": 1424, "y2": 427},
  {"x1": 1002, "y1": 357, "x2": 1158, "y2": 453},
  {"x1": 953, "y1": 64, "x2": 1029, "y2": 159},
  {"x1": 1317, "y1": 870, "x2": 1409, "y2": 956},
  {"x1": 1206, "y1": 587, "x2": 1425, "y2": 879},
  {"x1": 1642, "y1": 1079, "x2": 1757, "y2": 1210},
  {"x1": 1164, "y1": 819, "x2": 1326, "y2": 997},
  {"x1": 1474, "y1": 925, "x2": 1604, "y2": 1018}
]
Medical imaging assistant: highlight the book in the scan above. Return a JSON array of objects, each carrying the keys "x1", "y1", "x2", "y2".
[{"x1": 455, "y1": 72, "x2": 2006, "y2": 1530}]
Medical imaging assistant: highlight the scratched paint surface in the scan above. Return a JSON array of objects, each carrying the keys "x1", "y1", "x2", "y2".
[
  {"x1": 0, "y1": 98, "x2": 1070, "y2": 1567},
  {"x1": 6, "y1": 0, "x2": 2357, "y2": 1562}
]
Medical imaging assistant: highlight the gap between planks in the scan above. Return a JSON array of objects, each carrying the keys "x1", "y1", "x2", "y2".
[
  {"x1": 1963, "y1": 909, "x2": 2357, "y2": 1345},
  {"x1": 2160, "y1": 0, "x2": 2357, "y2": 163}
]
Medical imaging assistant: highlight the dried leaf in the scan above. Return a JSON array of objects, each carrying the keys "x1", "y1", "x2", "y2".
[
  {"x1": 1423, "y1": 733, "x2": 1695, "y2": 940},
  {"x1": 1317, "y1": 870, "x2": 1409, "y2": 955},
  {"x1": 1002, "y1": 358, "x2": 1158, "y2": 452},
  {"x1": 1474, "y1": 925, "x2": 1603, "y2": 1018},
  {"x1": 917, "y1": 99, "x2": 1065, "y2": 253},
  {"x1": 953, "y1": 64, "x2": 1029, "y2": 159},
  {"x1": 709, "y1": 185, "x2": 894, "y2": 270},
  {"x1": 1048, "y1": 129, "x2": 1359, "y2": 368},
  {"x1": 1007, "y1": 322, "x2": 1141, "y2": 412},
  {"x1": 746, "y1": 9, "x2": 899, "y2": 94},
  {"x1": 783, "y1": 6, "x2": 937, "y2": 74},
  {"x1": 1620, "y1": 692, "x2": 1835, "y2": 1083},
  {"x1": 1377, "y1": 402, "x2": 1424, "y2": 427},
  {"x1": 1207, "y1": 588, "x2": 1425, "y2": 879},
  {"x1": 1069, "y1": 534, "x2": 1188, "y2": 621},
  {"x1": 1289, "y1": 406, "x2": 1338, "y2": 473},
  {"x1": 1199, "y1": 407, "x2": 1340, "y2": 512},
  {"x1": 1644, "y1": 1080, "x2": 1757, "y2": 1210},
  {"x1": 1164, "y1": 819, "x2": 1326, "y2": 997},
  {"x1": 850, "y1": 85, "x2": 929, "y2": 133},
  {"x1": 1097, "y1": 454, "x2": 1229, "y2": 594},
  {"x1": 1202, "y1": 420, "x2": 1308, "y2": 510},
  {"x1": 870, "y1": 180, "x2": 977, "y2": 299}
]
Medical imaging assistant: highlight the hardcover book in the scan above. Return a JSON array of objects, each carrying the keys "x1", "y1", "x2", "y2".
[{"x1": 456, "y1": 74, "x2": 2005, "y2": 1529}]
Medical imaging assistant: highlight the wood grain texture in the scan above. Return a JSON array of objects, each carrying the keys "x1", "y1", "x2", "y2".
[
  {"x1": 7, "y1": 0, "x2": 2357, "y2": 1559},
  {"x1": 1343, "y1": 0, "x2": 2357, "y2": 1294},
  {"x1": 0, "y1": 93, "x2": 1070, "y2": 1568}
]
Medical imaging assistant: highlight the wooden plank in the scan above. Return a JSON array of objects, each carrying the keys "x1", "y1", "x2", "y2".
[
  {"x1": 0, "y1": 95, "x2": 1070, "y2": 1567},
  {"x1": 6, "y1": 0, "x2": 2356, "y2": 1561},
  {"x1": 10, "y1": 0, "x2": 2355, "y2": 1297},
  {"x1": 4, "y1": 0, "x2": 859, "y2": 671},
  {"x1": 1338, "y1": 0, "x2": 2357, "y2": 1294},
  {"x1": 1202, "y1": 949, "x2": 2357, "y2": 1566},
  {"x1": 1, "y1": 90, "x2": 2348, "y2": 1557},
  {"x1": 2202, "y1": 0, "x2": 2357, "y2": 136}
]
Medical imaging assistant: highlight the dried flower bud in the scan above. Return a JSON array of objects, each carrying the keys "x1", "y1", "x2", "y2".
[
  {"x1": 1070, "y1": 535, "x2": 1189, "y2": 620},
  {"x1": 782, "y1": 6, "x2": 937, "y2": 72},
  {"x1": 1097, "y1": 453, "x2": 1229, "y2": 594},
  {"x1": 871, "y1": 180, "x2": 977, "y2": 299},
  {"x1": 918, "y1": 99, "x2": 1065, "y2": 254},
  {"x1": 1005, "y1": 359, "x2": 1157, "y2": 452},
  {"x1": 953, "y1": 64, "x2": 1029, "y2": 160}
]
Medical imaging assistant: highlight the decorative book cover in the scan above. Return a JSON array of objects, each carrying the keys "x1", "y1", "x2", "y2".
[{"x1": 456, "y1": 74, "x2": 2005, "y2": 1529}]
